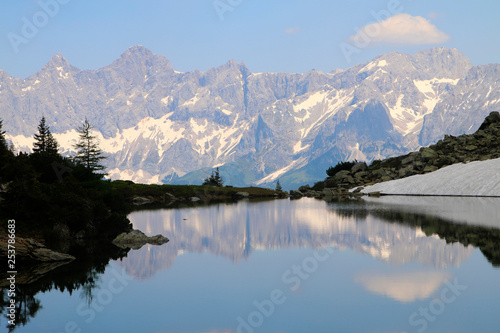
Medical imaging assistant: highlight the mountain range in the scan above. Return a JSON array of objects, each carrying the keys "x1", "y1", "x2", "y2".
[{"x1": 1, "y1": 46, "x2": 499, "y2": 189}]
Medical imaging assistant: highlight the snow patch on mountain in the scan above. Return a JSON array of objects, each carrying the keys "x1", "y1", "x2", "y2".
[
  {"x1": 293, "y1": 91, "x2": 329, "y2": 114},
  {"x1": 300, "y1": 91, "x2": 353, "y2": 139},
  {"x1": 107, "y1": 168, "x2": 160, "y2": 184},
  {"x1": 293, "y1": 141, "x2": 310, "y2": 154}
]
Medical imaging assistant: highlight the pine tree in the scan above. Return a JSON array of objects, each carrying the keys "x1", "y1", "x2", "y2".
[
  {"x1": 1, "y1": 119, "x2": 13, "y2": 163},
  {"x1": 1, "y1": 119, "x2": 15, "y2": 183},
  {"x1": 0, "y1": 119, "x2": 8, "y2": 153},
  {"x1": 73, "y1": 118, "x2": 106, "y2": 172},
  {"x1": 275, "y1": 179, "x2": 283, "y2": 192},
  {"x1": 203, "y1": 167, "x2": 224, "y2": 187},
  {"x1": 33, "y1": 116, "x2": 59, "y2": 156}
]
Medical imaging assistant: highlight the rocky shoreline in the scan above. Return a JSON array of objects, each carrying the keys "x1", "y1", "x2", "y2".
[{"x1": 124, "y1": 185, "x2": 286, "y2": 207}]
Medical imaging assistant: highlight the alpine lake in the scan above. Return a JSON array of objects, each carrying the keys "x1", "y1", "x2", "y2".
[{"x1": 3, "y1": 196, "x2": 500, "y2": 333}]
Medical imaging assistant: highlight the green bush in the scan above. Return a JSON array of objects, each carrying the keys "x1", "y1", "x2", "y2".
[{"x1": 326, "y1": 160, "x2": 358, "y2": 177}]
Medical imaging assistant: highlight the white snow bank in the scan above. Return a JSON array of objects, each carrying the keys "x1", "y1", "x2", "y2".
[{"x1": 360, "y1": 158, "x2": 500, "y2": 197}]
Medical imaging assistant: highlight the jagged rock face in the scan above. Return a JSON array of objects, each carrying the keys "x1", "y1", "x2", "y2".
[
  {"x1": 419, "y1": 65, "x2": 500, "y2": 146},
  {"x1": 1, "y1": 46, "x2": 499, "y2": 189}
]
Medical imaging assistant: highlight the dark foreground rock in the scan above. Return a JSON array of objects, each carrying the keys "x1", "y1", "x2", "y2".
[
  {"x1": 0, "y1": 237, "x2": 75, "y2": 263},
  {"x1": 112, "y1": 229, "x2": 169, "y2": 250}
]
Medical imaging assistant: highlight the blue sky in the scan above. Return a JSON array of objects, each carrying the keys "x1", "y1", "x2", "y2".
[{"x1": 1, "y1": 0, "x2": 499, "y2": 78}]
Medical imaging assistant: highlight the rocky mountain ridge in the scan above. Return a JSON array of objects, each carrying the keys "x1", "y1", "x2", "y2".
[{"x1": 1, "y1": 46, "x2": 499, "y2": 189}]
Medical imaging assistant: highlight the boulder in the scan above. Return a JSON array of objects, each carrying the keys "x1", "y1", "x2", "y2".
[
  {"x1": 420, "y1": 148, "x2": 438, "y2": 162},
  {"x1": 352, "y1": 186, "x2": 364, "y2": 194},
  {"x1": 423, "y1": 165, "x2": 438, "y2": 173},
  {"x1": 235, "y1": 192, "x2": 250, "y2": 198},
  {"x1": 289, "y1": 190, "x2": 304, "y2": 199},
  {"x1": 132, "y1": 196, "x2": 152, "y2": 205},
  {"x1": 354, "y1": 171, "x2": 368, "y2": 180},
  {"x1": 298, "y1": 185, "x2": 311, "y2": 192},
  {"x1": 0, "y1": 237, "x2": 75, "y2": 263},
  {"x1": 402, "y1": 153, "x2": 417, "y2": 165},
  {"x1": 381, "y1": 176, "x2": 393, "y2": 182},
  {"x1": 305, "y1": 190, "x2": 323, "y2": 198},
  {"x1": 164, "y1": 192, "x2": 176, "y2": 201},
  {"x1": 478, "y1": 111, "x2": 500, "y2": 130},
  {"x1": 351, "y1": 162, "x2": 368, "y2": 173},
  {"x1": 322, "y1": 188, "x2": 334, "y2": 199},
  {"x1": 333, "y1": 170, "x2": 351, "y2": 182},
  {"x1": 190, "y1": 196, "x2": 201, "y2": 202},
  {"x1": 112, "y1": 229, "x2": 169, "y2": 250}
]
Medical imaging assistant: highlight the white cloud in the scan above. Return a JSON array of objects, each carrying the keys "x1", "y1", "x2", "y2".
[
  {"x1": 350, "y1": 13, "x2": 450, "y2": 46},
  {"x1": 284, "y1": 27, "x2": 301, "y2": 35}
]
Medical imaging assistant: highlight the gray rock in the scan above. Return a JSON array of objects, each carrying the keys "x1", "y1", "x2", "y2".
[
  {"x1": 351, "y1": 162, "x2": 368, "y2": 173},
  {"x1": 401, "y1": 153, "x2": 417, "y2": 165},
  {"x1": 112, "y1": 229, "x2": 169, "y2": 249},
  {"x1": 289, "y1": 190, "x2": 303, "y2": 198},
  {"x1": 164, "y1": 192, "x2": 175, "y2": 200},
  {"x1": 420, "y1": 148, "x2": 438, "y2": 162},
  {"x1": 132, "y1": 196, "x2": 152, "y2": 205},
  {"x1": 298, "y1": 185, "x2": 311, "y2": 192},
  {"x1": 0, "y1": 237, "x2": 75, "y2": 262},
  {"x1": 322, "y1": 188, "x2": 334, "y2": 199},
  {"x1": 235, "y1": 192, "x2": 250, "y2": 198},
  {"x1": 333, "y1": 170, "x2": 351, "y2": 181}
]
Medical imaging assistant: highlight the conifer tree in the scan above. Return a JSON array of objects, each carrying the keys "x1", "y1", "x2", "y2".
[
  {"x1": 203, "y1": 167, "x2": 224, "y2": 187},
  {"x1": 0, "y1": 119, "x2": 13, "y2": 165},
  {"x1": 73, "y1": 118, "x2": 106, "y2": 172},
  {"x1": 1, "y1": 119, "x2": 16, "y2": 183},
  {"x1": 33, "y1": 116, "x2": 59, "y2": 156},
  {"x1": 0, "y1": 119, "x2": 8, "y2": 153},
  {"x1": 275, "y1": 179, "x2": 283, "y2": 192}
]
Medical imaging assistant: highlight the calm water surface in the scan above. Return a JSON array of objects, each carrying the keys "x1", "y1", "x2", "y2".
[{"x1": 5, "y1": 197, "x2": 500, "y2": 333}]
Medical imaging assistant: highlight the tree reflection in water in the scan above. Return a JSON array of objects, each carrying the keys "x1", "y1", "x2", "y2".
[{"x1": 0, "y1": 240, "x2": 129, "y2": 332}]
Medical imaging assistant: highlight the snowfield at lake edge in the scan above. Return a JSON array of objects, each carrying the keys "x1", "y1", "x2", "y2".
[{"x1": 359, "y1": 158, "x2": 500, "y2": 197}]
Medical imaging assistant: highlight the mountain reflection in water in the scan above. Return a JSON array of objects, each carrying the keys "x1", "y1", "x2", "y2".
[
  {"x1": 3, "y1": 197, "x2": 500, "y2": 333},
  {"x1": 123, "y1": 198, "x2": 498, "y2": 280}
]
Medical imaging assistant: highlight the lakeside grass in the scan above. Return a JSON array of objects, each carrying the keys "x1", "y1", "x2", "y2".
[{"x1": 109, "y1": 180, "x2": 281, "y2": 201}]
